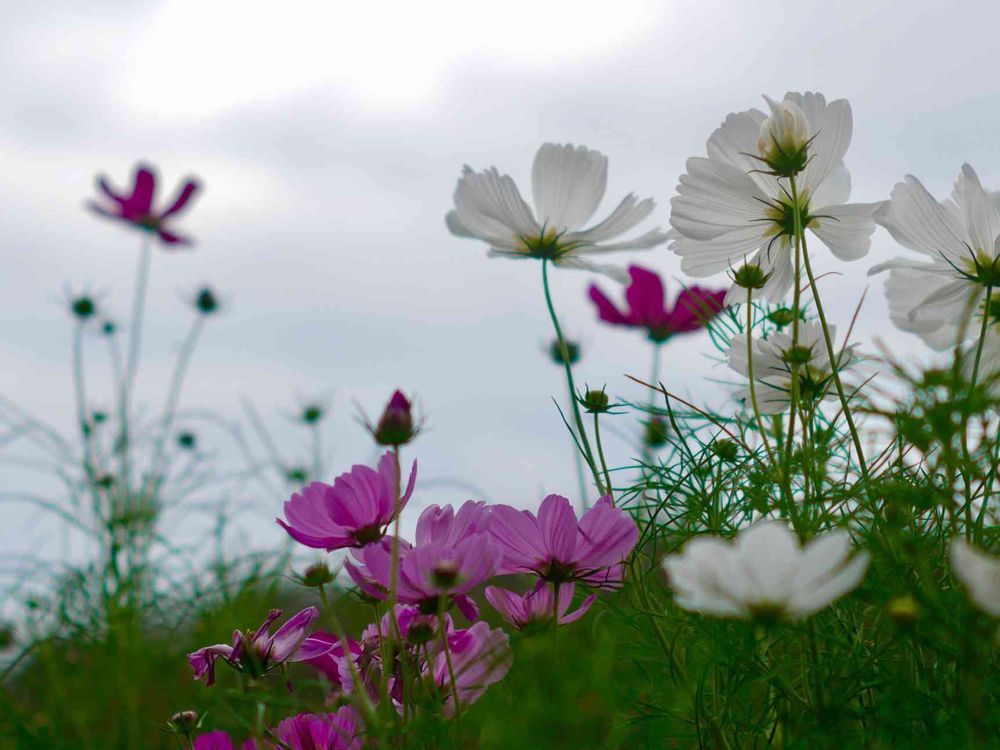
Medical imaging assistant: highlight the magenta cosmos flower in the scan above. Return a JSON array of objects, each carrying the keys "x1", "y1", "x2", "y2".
[
  {"x1": 361, "y1": 389, "x2": 421, "y2": 446},
  {"x1": 275, "y1": 707, "x2": 363, "y2": 750},
  {"x1": 278, "y1": 451, "x2": 417, "y2": 550},
  {"x1": 490, "y1": 494, "x2": 638, "y2": 589},
  {"x1": 193, "y1": 732, "x2": 256, "y2": 750},
  {"x1": 485, "y1": 580, "x2": 596, "y2": 630},
  {"x1": 589, "y1": 265, "x2": 727, "y2": 343},
  {"x1": 428, "y1": 620, "x2": 512, "y2": 715},
  {"x1": 88, "y1": 163, "x2": 200, "y2": 245},
  {"x1": 188, "y1": 607, "x2": 332, "y2": 685},
  {"x1": 345, "y1": 501, "x2": 500, "y2": 620}
]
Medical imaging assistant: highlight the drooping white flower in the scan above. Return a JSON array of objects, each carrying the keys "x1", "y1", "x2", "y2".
[
  {"x1": 870, "y1": 164, "x2": 1000, "y2": 352},
  {"x1": 663, "y1": 521, "x2": 870, "y2": 620},
  {"x1": 446, "y1": 143, "x2": 668, "y2": 281},
  {"x1": 725, "y1": 320, "x2": 860, "y2": 414},
  {"x1": 950, "y1": 537, "x2": 1000, "y2": 617},
  {"x1": 669, "y1": 92, "x2": 879, "y2": 304}
]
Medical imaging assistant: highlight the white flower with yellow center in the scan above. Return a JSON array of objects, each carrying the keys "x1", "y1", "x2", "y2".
[
  {"x1": 446, "y1": 143, "x2": 668, "y2": 281},
  {"x1": 663, "y1": 521, "x2": 870, "y2": 621},
  {"x1": 725, "y1": 321, "x2": 860, "y2": 414},
  {"x1": 669, "y1": 92, "x2": 879, "y2": 304},
  {"x1": 870, "y1": 164, "x2": 1000, "y2": 353}
]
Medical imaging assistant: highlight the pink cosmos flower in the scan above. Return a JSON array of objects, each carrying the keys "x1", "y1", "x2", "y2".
[
  {"x1": 589, "y1": 265, "x2": 727, "y2": 342},
  {"x1": 193, "y1": 731, "x2": 257, "y2": 750},
  {"x1": 484, "y1": 580, "x2": 596, "y2": 629},
  {"x1": 361, "y1": 389, "x2": 421, "y2": 446},
  {"x1": 345, "y1": 501, "x2": 500, "y2": 621},
  {"x1": 428, "y1": 621, "x2": 512, "y2": 715},
  {"x1": 301, "y1": 632, "x2": 362, "y2": 692},
  {"x1": 88, "y1": 163, "x2": 200, "y2": 246},
  {"x1": 188, "y1": 607, "x2": 332, "y2": 686},
  {"x1": 278, "y1": 452, "x2": 417, "y2": 550},
  {"x1": 490, "y1": 494, "x2": 638, "y2": 589},
  {"x1": 275, "y1": 707, "x2": 363, "y2": 750}
]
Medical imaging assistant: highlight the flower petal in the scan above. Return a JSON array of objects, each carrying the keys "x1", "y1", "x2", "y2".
[
  {"x1": 531, "y1": 143, "x2": 607, "y2": 232},
  {"x1": 809, "y1": 201, "x2": 879, "y2": 261}
]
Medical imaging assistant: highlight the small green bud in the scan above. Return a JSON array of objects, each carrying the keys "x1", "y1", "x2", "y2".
[
  {"x1": 70, "y1": 296, "x2": 97, "y2": 320},
  {"x1": 710, "y1": 438, "x2": 740, "y2": 463},
  {"x1": 732, "y1": 263, "x2": 771, "y2": 291},
  {"x1": 549, "y1": 338, "x2": 580, "y2": 366},
  {"x1": 101, "y1": 320, "x2": 117, "y2": 336},
  {"x1": 194, "y1": 287, "x2": 220, "y2": 315},
  {"x1": 886, "y1": 595, "x2": 920, "y2": 628},
  {"x1": 767, "y1": 308, "x2": 796, "y2": 328},
  {"x1": 643, "y1": 417, "x2": 670, "y2": 449},
  {"x1": 301, "y1": 404, "x2": 325, "y2": 424},
  {"x1": 582, "y1": 388, "x2": 611, "y2": 413},
  {"x1": 177, "y1": 432, "x2": 197, "y2": 450},
  {"x1": 286, "y1": 467, "x2": 309, "y2": 484},
  {"x1": 781, "y1": 344, "x2": 814, "y2": 367},
  {"x1": 301, "y1": 562, "x2": 335, "y2": 588},
  {"x1": 167, "y1": 710, "x2": 201, "y2": 736}
]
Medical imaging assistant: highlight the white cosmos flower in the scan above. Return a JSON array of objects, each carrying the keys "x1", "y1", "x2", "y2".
[
  {"x1": 663, "y1": 521, "x2": 870, "y2": 620},
  {"x1": 950, "y1": 537, "x2": 1000, "y2": 617},
  {"x1": 669, "y1": 91, "x2": 880, "y2": 304},
  {"x1": 870, "y1": 164, "x2": 1000, "y2": 352},
  {"x1": 725, "y1": 320, "x2": 860, "y2": 414},
  {"x1": 446, "y1": 143, "x2": 668, "y2": 281}
]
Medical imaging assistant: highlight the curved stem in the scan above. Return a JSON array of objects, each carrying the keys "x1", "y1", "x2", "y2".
[
  {"x1": 592, "y1": 412, "x2": 613, "y2": 499},
  {"x1": 117, "y1": 234, "x2": 153, "y2": 489},
  {"x1": 541, "y1": 259, "x2": 602, "y2": 493},
  {"x1": 792, "y1": 176, "x2": 869, "y2": 480}
]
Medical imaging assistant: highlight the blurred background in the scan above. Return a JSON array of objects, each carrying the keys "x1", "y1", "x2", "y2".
[{"x1": 3, "y1": 0, "x2": 1000, "y2": 573}]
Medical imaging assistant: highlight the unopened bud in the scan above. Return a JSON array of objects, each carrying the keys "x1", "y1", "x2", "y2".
[
  {"x1": 732, "y1": 263, "x2": 771, "y2": 291},
  {"x1": 757, "y1": 96, "x2": 811, "y2": 177},
  {"x1": 301, "y1": 404, "x2": 325, "y2": 424},
  {"x1": 767, "y1": 308, "x2": 796, "y2": 328},
  {"x1": 643, "y1": 417, "x2": 670, "y2": 449},
  {"x1": 194, "y1": 286, "x2": 220, "y2": 315},
  {"x1": 101, "y1": 320, "x2": 117, "y2": 336},
  {"x1": 582, "y1": 388, "x2": 610, "y2": 414},
  {"x1": 167, "y1": 710, "x2": 200, "y2": 736},
  {"x1": 710, "y1": 438, "x2": 740, "y2": 463},
  {"x1": 70, "y1": 296, "x2": 97, "y2": 320},
  {"x1": 177, "y1": 432, "x2": 197, "y2": 450},
  {"x1": 301, "y1": 562, "x2": 335, "y2": 588},
  {"x1": 370, "y1": 390, "x2": 417, "y2": 446},
  {"x1": 781, "y1": 344, "x2": 814, "y2": 367},
  {"x1": 886, "y1": 595, "x2": 920, "y2": 628},
  {"x1": 548, "y1": 339, "x2": 580, "y2": 366}
]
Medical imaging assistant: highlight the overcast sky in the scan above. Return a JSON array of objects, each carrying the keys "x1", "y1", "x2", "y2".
[{"x1": 4, "y1": 0, "x2": 1000, "y2": 581}]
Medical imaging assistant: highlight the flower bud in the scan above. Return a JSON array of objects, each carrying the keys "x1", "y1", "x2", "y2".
[
  {"x1": 582, "y1": 388, "x2": 610, "y2": 414},
  {"x1": 167, "y1": 710, "x2": 200, "y2": 736},
  {"x1": 886, "y1": 595, "x2": 920, "y2": 628},
  {"x1": 548, "y1": 339, "x2": 580, "y2": 366},
  {"x1": 710, "y1": 438, "x2": 740, "y2": 463},
  {"x1": 757, "y1": 96, "x2": 811, "y2": 177},
  {"x1": 767, "y1": 308, "x2": 796, "y2": 328},
  {"x1": 643, "y1": 417, "x2": 670, "y2": 449},
  {"x1": 732, "y1": 263, "x2": 771, "y2": 291},
  {"x1": 177, "y1": 432, "x2": 197, "y2": 450},
  {"x1": 300, "y1": 404, "x2": 325, "y2": 424},
  {"x1": 101, "y1": 320, "x2": 117, "y2": 336},
  {"x1": 301, "y1": 562, "x2": 335, "y2": 588},
  {"x1": 370, "y1": 390, "x2": 418, "y2": 446},
  {"x1": 70, "y1": 296, "x2": 97, "y2": 320},
  {"x1": 193, "y1": 286, "x2": 220, "y2": 315},
  {"x1": 286, "y1": 466, "x2": 309, "y2": 484},
  {"x1": 781, "y1": 344, "x2": 814, "y2": 368}
]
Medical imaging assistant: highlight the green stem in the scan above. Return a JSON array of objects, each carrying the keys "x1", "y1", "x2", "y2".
[
  {"x1": 792, "y1": 176, "x2": 869, "y2": 480},
  {"x1": 117, "y1": 234, "x2": 152, "y2": 491},
  {"x1": 592, "y1": 411, "x2": 613, "y2": 500},
  {"x1": 541, "y1": 259, "x2": 602, "y2": 492}
]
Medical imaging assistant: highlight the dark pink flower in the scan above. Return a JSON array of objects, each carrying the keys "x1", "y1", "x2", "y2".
[
  {"x1": 193, "y1": 732, "x2": 257, "y2": 750},
  {"x1": 344, "y1": 501, "x2": 499, "y2": 620},
  {"x1": 188, "y1": 607, "x2": 331, "y2": 685},
  {"x1": 277, "y1": 452, "x2": 417, "y2": 551},
  {"x1": 428, "y1": 621, "x2": 512, "y2": 715},
  {"x1": 490, "y1": 494, "x2": 638, "y2": 589},
  {"x1": 275, "y1": 707, "x2": 363, "y2": 750},
  {"x1": 301, "y1": 632, "x2": 362, "y2": 692},
  {"x1": 588, "y1": 265, "x2": 726, "y2": 342},
  {"x1": 485, "y1": 580, "x2": 596, "y2": 629},
  {"x1": 88, "y1": 163, "x2": 200, "y2": 246}
]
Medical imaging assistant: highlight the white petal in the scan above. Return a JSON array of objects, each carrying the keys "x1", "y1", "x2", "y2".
[
  {"x1": 953, "y1": 163, "x2": 1000, "y2": 255},
  {"x1": 809, "y1": 202, "x2": 879, "y2": 261},
  {"x1": 551, "y1": 255, "x2": 629, "y2": 282},
  {"x1": 876, "y1": 175, "x2": 971, "y2": 264},
  {"x1": 756, "y1": 238, "x2": 795, "y2": 302},
  {"x1": 736, "y1": 521, "x2": 800, "y2": 605},
  {"x1": 880, "y1": 266, "x2": 965, "y2": 349},
  {"x1": 451, "y1": 165, "x2": 539, "y2": 245},
  {"x1": 671, "y1": 157, "x2": 770, "y2": 241},
  {"x1": 566, "y1": 194, "x2": 655, "y2": 244},
  {"x1": 810, "y1": 163, "x2": 852, "y2": 208},
  {"x1": 789, "y1": 93, "x2": 853, "y2": 197},
  {"x1": 705, "y1": 108, "x2": 781, "y2": 196},
  {"x1": 789, "y1": 550, "x2": 869, "y2": 618},
  {"x1": 531, "y1": 143, "x2": 607, "y2": 232},
  {"x1": 674, "y1": 226, "x2": 770, "y2": 277},
  {"x1": 577, "y1": 227, "x2": 668, "y2": 254},
  {"x1": 794, "y1": 531, "x2": 851, "y2": 590}
]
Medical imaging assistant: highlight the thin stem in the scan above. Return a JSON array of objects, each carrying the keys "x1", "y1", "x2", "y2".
[
  {"x1": 541, "y1": 259, "x2": 602, "y2": 492},
  {"x1": 592, "y1": 411, "x2": 613, "y2": 500},
  {"x1": 744, "y1": 290, "x2": 779, "y2": 471},
  {"x1": 145, "y1": 315, "x2": 206, "y2": 498},
  {"x1": 117, "y1": 234, "x2": 153, "y2": 489},
  {"x1": 792, "y1": 175, "x2": 869, "y2": 480}
]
